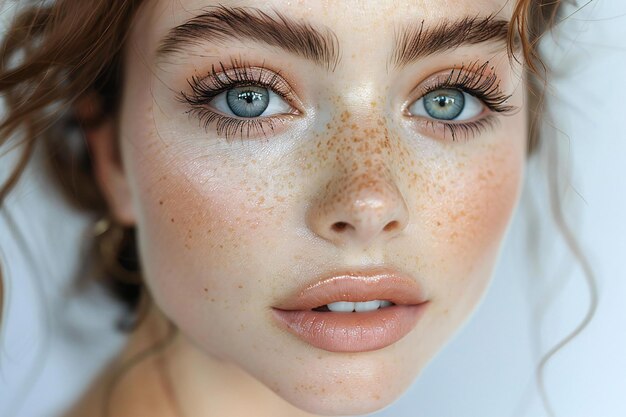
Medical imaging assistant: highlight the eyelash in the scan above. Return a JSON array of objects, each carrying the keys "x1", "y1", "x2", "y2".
[
  {"x1": 179, "y1": 59, "x2": 515, "y2": 142},
  {"x1": 417, "y1": 60, "x2": 515, "y2": 142},
  {"x1": 179, "y1": 60, "x2": 295, "y2": 143}
]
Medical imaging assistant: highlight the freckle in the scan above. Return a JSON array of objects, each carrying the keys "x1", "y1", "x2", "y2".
[
  {"x1": 170, "y1": 218, "x2": 175, "y2": 223},
  {"x1": 204, "y1": 288, "x2": 208, "y2": 292},
  {"x1": 210, "y1": 298, "x2": 215, "y2": 302},
  {"x1": 238, "y1": 284, "x2": 243, "y2": 289},
  {"x1": 159, "y1": 200, "x2": 163, "y2": 205}
]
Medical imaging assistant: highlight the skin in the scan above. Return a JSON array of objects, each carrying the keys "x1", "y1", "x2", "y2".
[{"x1": 71, "y1": 0, "x2": 527, "y2": 416}]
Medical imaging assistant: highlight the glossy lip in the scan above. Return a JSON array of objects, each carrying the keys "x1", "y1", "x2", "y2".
[{"x1": 271, "y1": 267, "x2": 429, "y2": 352}]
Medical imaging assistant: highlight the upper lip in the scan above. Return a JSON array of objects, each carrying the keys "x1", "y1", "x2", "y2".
[{"x1": 272, "y1": 266, "x2": 427, "y2": 311}]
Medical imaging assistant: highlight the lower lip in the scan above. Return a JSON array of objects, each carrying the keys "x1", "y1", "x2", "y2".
[{"x1": 271, "y1": 303, "x2": 428, "y2": 353}]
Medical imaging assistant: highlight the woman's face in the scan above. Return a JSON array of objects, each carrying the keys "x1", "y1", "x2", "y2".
[{"x1": 110, "y1": 0, "x2": 526, "y2": 414}]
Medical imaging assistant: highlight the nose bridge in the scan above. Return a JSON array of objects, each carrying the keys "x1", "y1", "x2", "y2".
[{"x1": 306, "y1": 115, "x2": 410, "y2": 249}]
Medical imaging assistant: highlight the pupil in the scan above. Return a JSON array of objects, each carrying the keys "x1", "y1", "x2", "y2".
[{"x1": 240, "y1": 91, "x2": 262, "y2": 104}]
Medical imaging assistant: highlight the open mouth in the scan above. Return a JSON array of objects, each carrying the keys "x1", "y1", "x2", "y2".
[
  {"x1": 271, "y1": 267, "x2": 429, "y2": 352},
  {"x1": 311, "y1": 300, "x2": 395, "y2": 312}
]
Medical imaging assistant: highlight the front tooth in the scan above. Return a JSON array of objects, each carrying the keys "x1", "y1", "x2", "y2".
[
  {"x1": 327, "y1": 301, "x2": 355, "y2": 312},
  {"x1": 354, "y1": 300, "x2": 382, "y2": 312}
]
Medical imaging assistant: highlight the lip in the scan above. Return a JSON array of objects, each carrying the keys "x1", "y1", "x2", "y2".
[{"x1": 271, "y1": 267, "x2": 429, "y2": 352}]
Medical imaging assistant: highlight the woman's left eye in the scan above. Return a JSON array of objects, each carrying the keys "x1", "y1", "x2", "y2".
[
  {"x1": 211, "y1": 85, "x2": 293, "y2": 118},
  {"x1": 407, "y1": 88, "x2": 484, "y2": 121}
]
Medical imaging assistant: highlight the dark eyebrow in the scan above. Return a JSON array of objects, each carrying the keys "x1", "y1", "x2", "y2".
[
  {"x1": 156, "y1": 5, "x2": 340, "y2": 71},
  {"x1": 390, "y1": 15, "x2": 510, "y2": 69}
]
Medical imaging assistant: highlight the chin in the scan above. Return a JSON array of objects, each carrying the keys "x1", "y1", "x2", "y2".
[
  {"x1": 251, "y1": 353, "x2": 422, "y2": 417},
  {"x1": 278, "y1": 387, "x2": 400, "y2": 416}
]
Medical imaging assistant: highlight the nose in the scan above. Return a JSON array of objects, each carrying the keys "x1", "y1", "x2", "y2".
[{"x1": 306, "y1": 165, "x2": 410, "y2": 249}]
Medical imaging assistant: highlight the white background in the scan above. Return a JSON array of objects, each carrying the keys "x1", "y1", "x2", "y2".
[{"x1": 1, "y1": 1, "x2": 625, "y2": 416}]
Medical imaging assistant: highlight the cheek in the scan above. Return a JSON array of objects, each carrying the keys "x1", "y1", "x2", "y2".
[
  {"x1": 426, "y1": 141, "x2": 524, "y2": 266},
  {"x1": 411, "y1": 134, "x2": 525, "y2": 339},
  {"x1": 385, "y1": 133, "x2": 526, "y2": 376},
  {"x1": 120, "y1": 112, "x2": 288, "y2": 359}
]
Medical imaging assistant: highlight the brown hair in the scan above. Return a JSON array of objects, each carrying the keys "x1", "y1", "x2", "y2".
[{"x1": 0, "y1": 1, "x2": 594, "y2": 415}]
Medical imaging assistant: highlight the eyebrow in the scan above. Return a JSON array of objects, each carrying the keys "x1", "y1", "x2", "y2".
[
  {"x1": 156, "y1": 5, "x2": 340, "y2": 70},
  {"x1": 157, "y1": 7, "x2": 509, "y2": 71},
  {"x1": 390, "y1": 15, "x2": 510, "y2": 68}
]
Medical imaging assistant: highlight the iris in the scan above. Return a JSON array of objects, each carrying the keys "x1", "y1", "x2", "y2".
[
  {"x1": 423, "y1": 89, "x2": 465, "y2": 120},
  {"x1": 226, "y1": 86, "x2": 270, "y2": 117}
]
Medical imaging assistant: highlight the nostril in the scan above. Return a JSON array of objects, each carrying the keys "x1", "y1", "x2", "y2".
[
  {"x1": 331, "y1": 221, "x2": 349, "y2": 232},
  {"x1": 383, "y1": 220, "x2": 400, "y2": 232}
]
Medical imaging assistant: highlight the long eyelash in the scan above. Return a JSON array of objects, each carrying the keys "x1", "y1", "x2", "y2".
[
  {"x1": 427, "y1": 60, "x2": 515, "y2": 114},
  {"x1": 185, "y1": 107, "x2": 284, "y2": 143},
  {"x1": 419, "y1": 60, "x2": 516, "y2": 142},
  {"x1": 425, "y1": 115, "x2": 501, "y2": 143},
  {"x1": 177, "y1": 58, "x2": 292, "y2": 142},
  {"x1": 180, "y1": 59, "x2": 514, "y2": 143}
]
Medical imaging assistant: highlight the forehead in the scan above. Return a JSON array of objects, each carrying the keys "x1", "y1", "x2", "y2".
[{"x1": 129, "y1": 0, "x2": 514, "y2": 59}]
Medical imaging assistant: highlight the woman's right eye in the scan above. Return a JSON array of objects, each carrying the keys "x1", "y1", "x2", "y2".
[{"x1": 210, "y1": 85, "x2": 294, "y2": 118}]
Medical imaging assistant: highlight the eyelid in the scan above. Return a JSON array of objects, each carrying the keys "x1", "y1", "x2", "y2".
[
  {"x1": 400, "y1": 62, "x2": 516, "y2": 142},
  {"x1": 180, "y1": 62, "x2": 304, "y2": 114},
  {"x1": 177, "y1": 60, "x2": 305, "y2": 141},
  {"x1": 401, "y1": 62, "x2": 515, "y2": 115}
]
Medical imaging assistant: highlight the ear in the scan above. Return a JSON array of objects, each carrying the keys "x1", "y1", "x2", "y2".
[{"x1": 76, "y1": 93, "x2": 135, "y2": 226}]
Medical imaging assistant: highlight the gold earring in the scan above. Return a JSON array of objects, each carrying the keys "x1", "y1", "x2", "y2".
[{"x1": 93, "y1": 216, "x2": 142, "y2": 285}]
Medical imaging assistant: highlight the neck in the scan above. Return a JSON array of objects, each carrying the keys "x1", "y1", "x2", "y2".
[{"x1": 68, "y1": 296, "x2": 318, "y2": 417}]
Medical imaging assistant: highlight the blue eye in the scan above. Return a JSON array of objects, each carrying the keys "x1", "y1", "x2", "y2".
[
  {"x1": 212, "y1": 85, "x2": 292, "y2": 118},
  {"x1": 408, "y1": 88, "x2": 484, "y2": 121},
  {"x1": 226, "y1": 86, "x2": 269, "y2": 117},
  {"x1": 423, "y1": 89, "x2": 464, "y2": 120}
]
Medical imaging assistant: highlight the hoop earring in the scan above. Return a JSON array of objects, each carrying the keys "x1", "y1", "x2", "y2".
[{"x1": 93, "y1": 216, "x2": 142, "y2": 285}]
